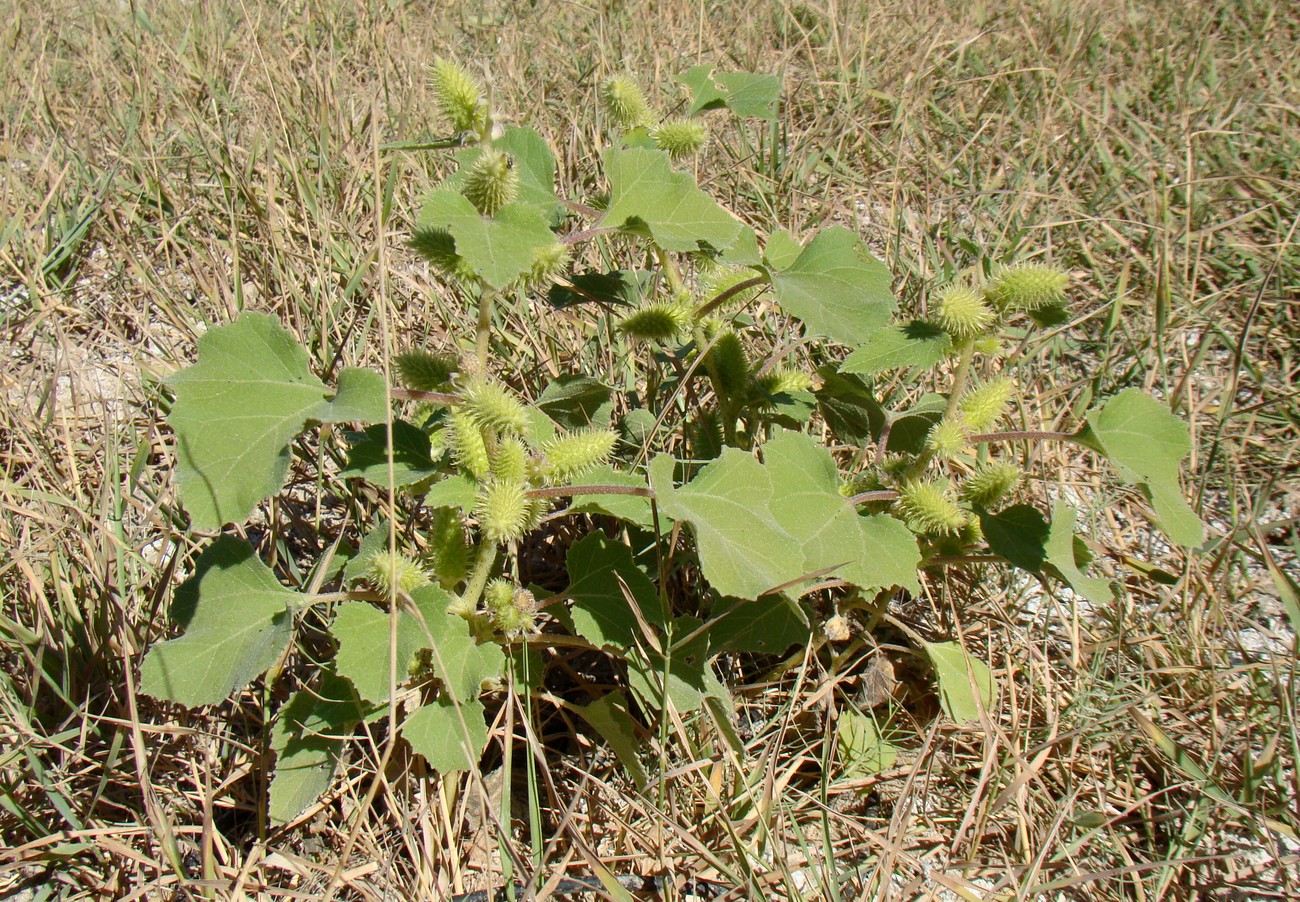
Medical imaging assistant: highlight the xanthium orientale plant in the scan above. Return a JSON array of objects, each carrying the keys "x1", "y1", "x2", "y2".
[{"x1": 142, "y1": 60, "x2": 1204, "y2": 823}]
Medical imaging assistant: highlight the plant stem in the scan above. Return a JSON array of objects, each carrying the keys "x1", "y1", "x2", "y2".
[
  {"x1": 655, "y1": 246, "x2": 685, "y2": 296},
  {"x1": 693, "y1": 275, "x2": 766, "y2": 319},
  {"x1": 969, "y1": 429, "x2": 1078, "y2": 445},
  {"x1": 475, "y1": 288, "x2": 496, "y2": 367},
  {"x1": 905, "y1": 336, "x2": 976, "y2": 479},
  {"x1": 459, "y1": 542, "x2": 498, "y2": 612}
]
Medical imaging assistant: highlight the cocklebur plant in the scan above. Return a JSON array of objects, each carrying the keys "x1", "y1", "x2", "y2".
[{"x1": 141, "y1": 59, "x2": 1204, "y2": 823}]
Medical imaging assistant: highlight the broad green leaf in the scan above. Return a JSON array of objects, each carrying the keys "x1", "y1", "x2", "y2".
[
  {"x1": 564, "y1": 465, "x2": 654, "y2": 529},
  {"x1": 560, "y1": 532, "x2": 665, "y2": 649},
  {"x1": 837, "y1": 710, "x2": 898, "y2": 777},
  {"x1": 712, "y1": 225, "x2": 762, "y2": 266},
  {"x1": 341, "y1": 420, "x2": 440, "y2": 487},
  {"x1": 767, "y1": 227, "x2": 895, "y2": 346},
  {"x1": 523, "y1": 406, "x2": 557, "y2": 447},
  {"x1": 168, "y1": 313, "x2": 340, "y2": 530},
  {"x1": 537, "y1": 376, "x2": 613, "y2": 429},
  {"x1": 713, "y1": 71, "x2": 782, "y2": 121},
  {"x1": 1045, "y1": 503, "x2": 1113, "y2": 603},
  {"x1": 493, "y1": 126, "x2": 562, "y2": 217},
  {"x1": 704, "y1": 595, "x2": 810, "y2": 655},
  {"x1": 141, "y1": 537, "x2": 295, "y2": 706},
  {"x1": 332, "y1": 586, "x2": 450, "y2": 703},
  {"x1": 763, "y1": 228, "x2": 803, "y2": 270},
  {"x1": 680, "y1": 65, "x2": 781, "y2": 121},
  {"x1": 925, "y1": 640, "x2": 997, "y2": 724},
  {"x1": 1083, "y1": 390, "x2": 1204, "y2": 546},
  {"x1": 417, "y1": 191, "x2": 556, "y2": 289},
  {"x1": 423, "y1": 601, "x2": 505, "y2": 702},
  {"x1": 815, "y1": 367, "x2": 885, "y2": 446},
  {"x1": 650, "y1": 430, "x2": 920, "y2": 600},
  {"x1": 323, "y1": 367, "x2": 387, "y2": 423},
  {"x1": 422, "y1": 472, "x2": 479, "y2": 512},
  {"x1": 269, "y1": 672, "x2": 367, "y2": 824},
  {"x1": 621, "y1": 407, "x2": 658, "y2": 443},
  {"x1": 840, "y1": 321, "x2": 951, "y2": 375},
  {"x1": 580, "y1": 691, "x2": 647, "y2": 788},
  {"x1": 403, "y1": 695, "x2": 487, "y2": 773},
  {"x1": 980, "y1": 504, "x2": 1050, "y2": 573},
  {"x1": 599, "y1": 147, "x2": 743, "y2": 252}
]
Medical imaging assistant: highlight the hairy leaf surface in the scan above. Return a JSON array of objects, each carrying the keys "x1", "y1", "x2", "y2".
[
  {"x1": 838, "y1": 710, "x2": 898, "y2": 776},
  {"x1": 1044, "y1": 503, "x2": 1113, "y2": 603},
  {"x1": 925, "y1": 640, "x2": 997, "y2": 724},
  {"x1": 332, "y1": 586, "x2": 449, "y2": 704},
  {"x1": 1083, "y1": 390, "x2": 1203, "y2": 546},
  {"x1": 341, "y1": 420, "x2": 440, "y2": 487},
  {"x1": 141, "y1": 537, "x2": 295, "y2": 706},
  {"x1": 679, "y1": 65, "x2": 781, "y2": 121},
  {"x1": 650, "y1": 431, "x2": 920, "y2": 599},
  {"x1": 600, "y1": 147, "x2": 743, "y2": 252},
  {"x1": 269, "y1": 672, "x2": 367, "y2": 824},
  {"x1": 767, "y1": 228, "x2": 895, "y2": 346},
  {"x1": 561, "y1": 532, "x2": 665, "y2": 648},
  {"x1": 168, "y1": 314, "x2": 378, "y2": 530},
  {"x1": 841, "y1": 321, "x2": 951, "y2": 375},
  {"x1": 417, "y1": 191, "x2": 556, "y2": 289},
  {"x1": 403, "y1": 695, "x2": 488, "y2": 773}
]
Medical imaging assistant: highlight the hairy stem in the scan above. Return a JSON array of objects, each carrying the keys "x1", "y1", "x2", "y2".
[
  {"x1": 969, "y1": 429, "x2": 1078, "y2": 445},
  {"x1": 475, "y1": 288, "x2": 496, "y2": 367},
  {"x1": 459, "y1": 542, "x2": 499, "y2": 613},
  {"x1": 905, "y1": 336, "x2": 976, "y2": 478}
]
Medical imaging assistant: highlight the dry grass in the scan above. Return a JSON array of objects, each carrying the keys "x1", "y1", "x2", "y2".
[{"x1": 1, "y1": 0, "x2": 1297, "y2": 898}]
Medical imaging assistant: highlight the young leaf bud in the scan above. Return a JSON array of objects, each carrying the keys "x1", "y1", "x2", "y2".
[
  {"x1": 463, "y1": 149, "x2": 520, "y2": 217},
  {"x1": 600, "y1": 75, "x2": 653, "y2": 130},
  {"x1": 395, "y1": 350, "x2": 458, "y2": 391},
  {"x1": 960, "y1": 461, "x2": 1022, "y2": 509},
  {"x1": 894, "y1": 479, "x2": 968, "y2": 537},
  {"x1": 926, "y1": 418, "x2": 970, "y2": 459},
  {"x1": 651, "y1": 117, "x2": 709, "y2": 159},
  {"x1": 364, "y1": 550, "x2": 431, "y2": 597},
  {"x1": 447, "y1": 408, "x2": 491, "y2": 480},
  {"x1": 431, "y1": 58, "x2": 485, "y2": 134},
  {"x1": 543, "y1": 427, "x2": 618, "y2": 481},
  {"x1": 707, "y1": 329, "x2": 750, "y2": 401},
  {"x1": 619, "y1": 299, "x2": 694, "y2": 343},
  {"x1": 460, "y1": 377, "x2": 530, "y2": 435},
  {"x1": 984, "y1": 263, "x2": 1069, "y2": 312},
  {"x1": 934, "y1": 283, "x2": 996, "y2": 339},
  {"x1": 475, "y1": 480, "x2": 530, "y2": 543},
  {"x1": 959, "y1": 378, "x2": 1015, "y2": 432}
]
